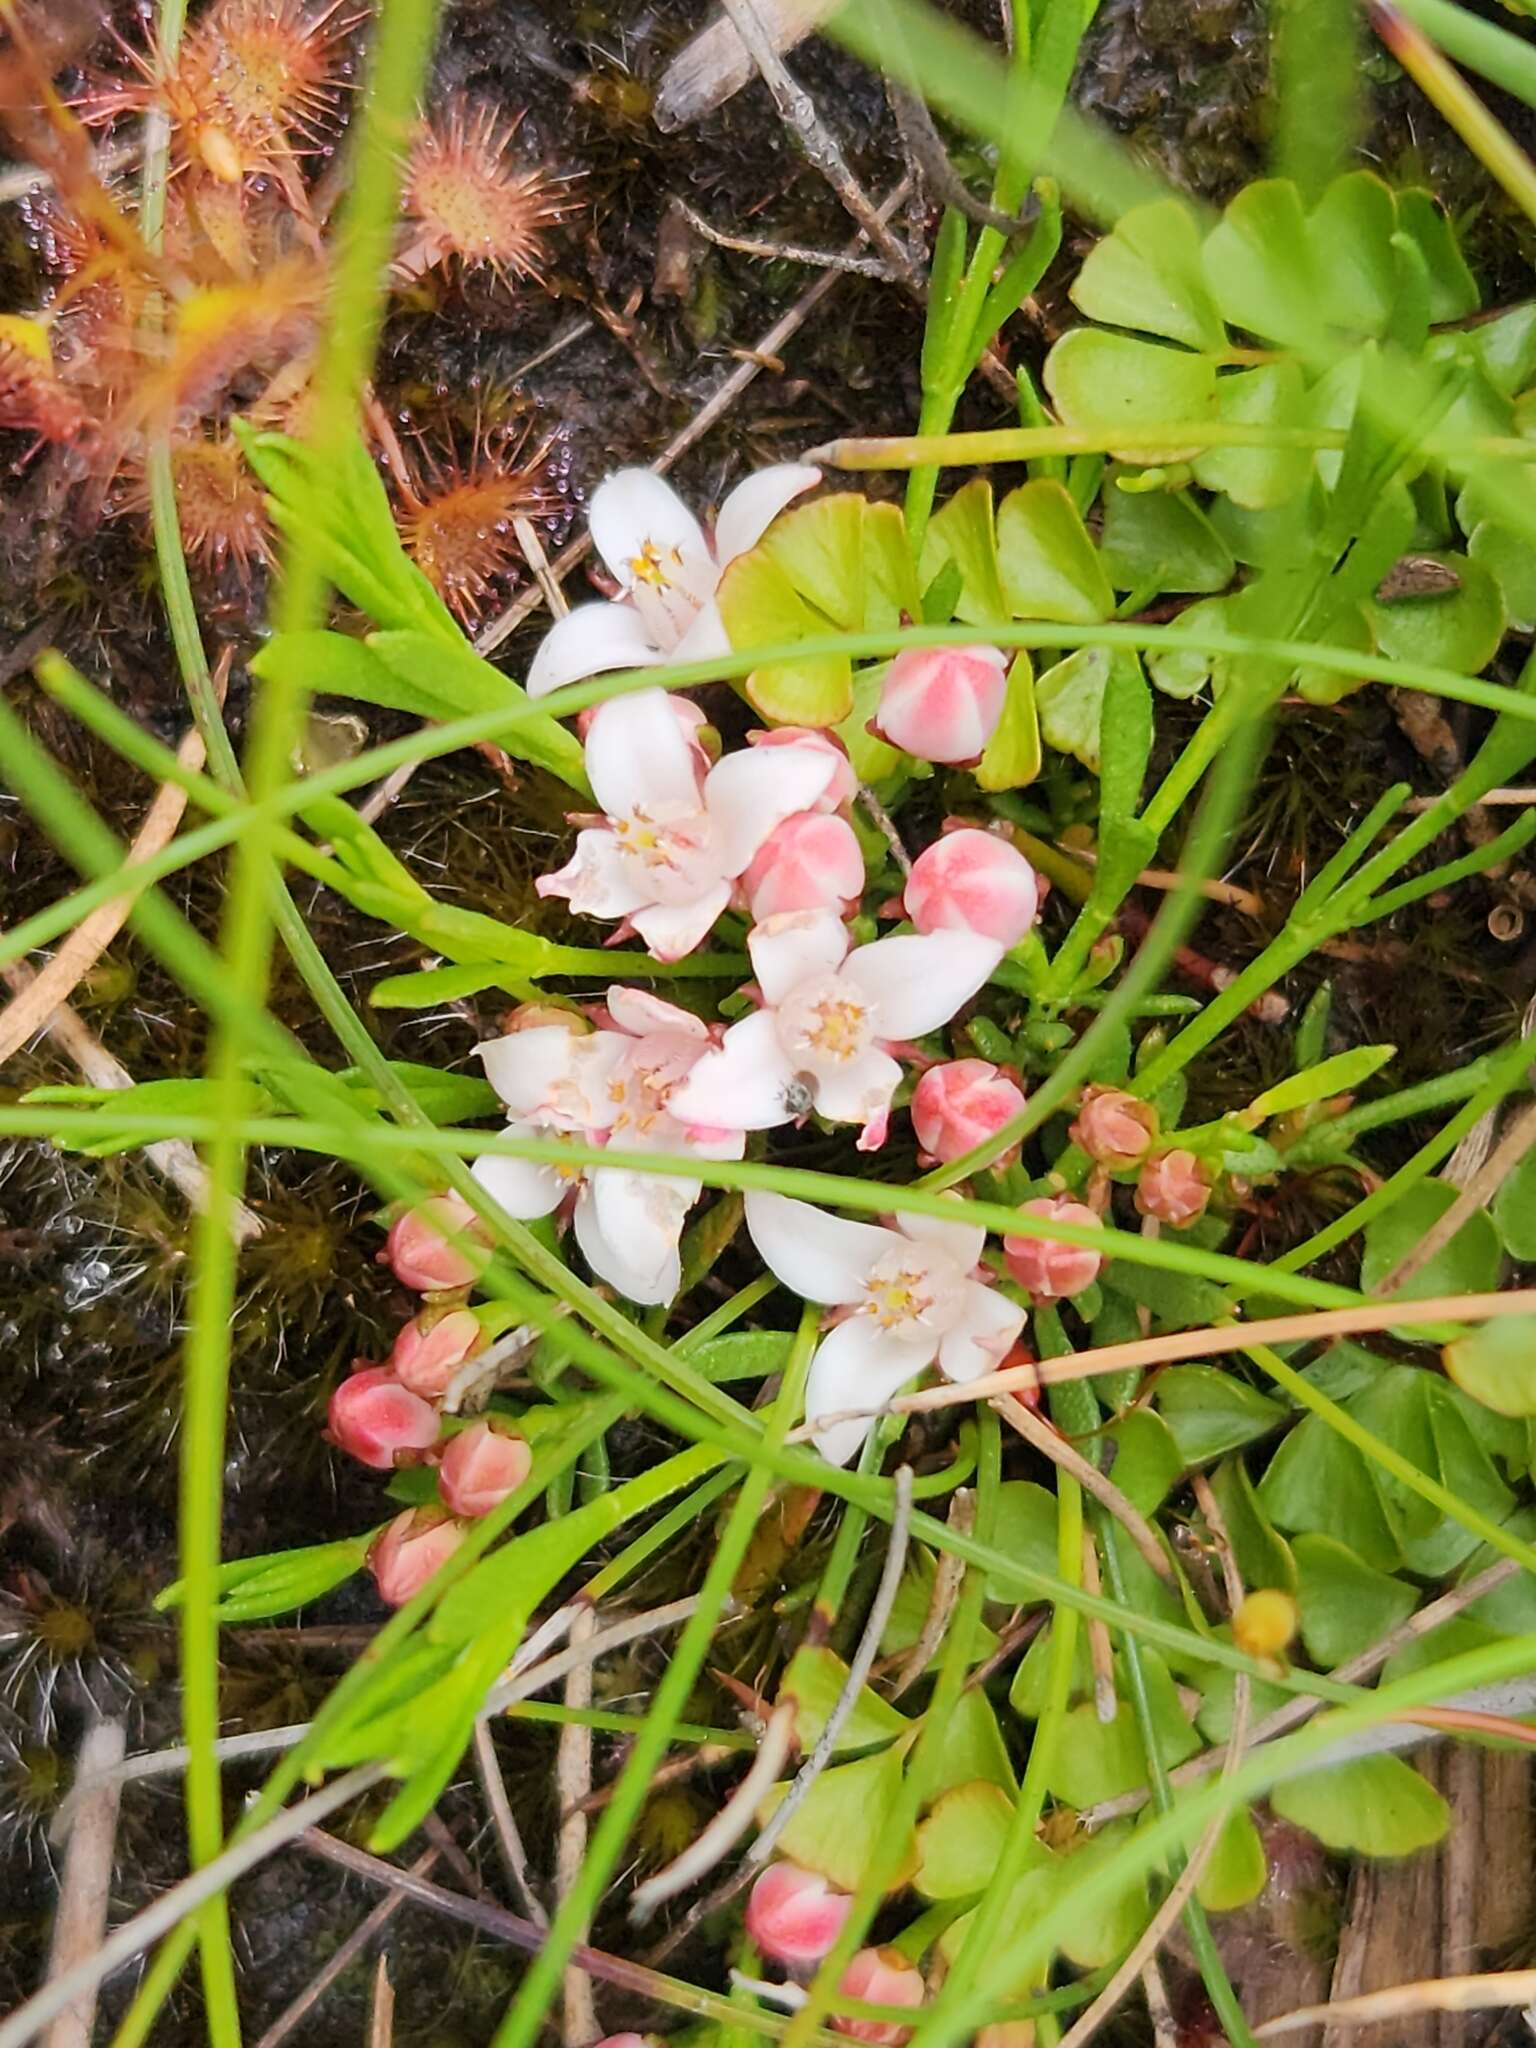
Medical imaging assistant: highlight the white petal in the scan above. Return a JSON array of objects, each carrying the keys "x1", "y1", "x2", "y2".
[
  {"x1": 703, "y1": 745, "x2": 840, "y2": 878},
  {"x1": 589, "y1": 469, "x2": 710, "y2": 588},
  {"x1": 667, "y1": 1009, "x2": 798, "y2": 1131},
  {"x1": 938, "y1": 1282, "x2": 1025, "y2": 1383},
  {"x1": 843, "y1": 931, "x2": 1003, "y2": 1039},
  {"x1": 604, "y1": 986, "x2": 710, "y2": 1042},
  {"x1": 672, "y1": 599, "x2": 733, "y2": 663},
  {"x1": 744, "y1": 1189, "x2": 897, "y2": 1305},
  {"x1": 584, "y1": 688, "x2": 705, "y2": 820},
  {"x1": 898, "y1": 1204, "x2": 987, "y2": 1276},
  {"x1": 526, "y1": 600, "x2": 663, "y2": 698},
  {"x1": 474, "y1": 1031, "x2": 624, "y2": 1129},
  {"x1": 809, "y1": 1046, "x2": 902, "y2": 1132},
  {"x1": 747, "y1": 909, "x2": 851, "y2": 1008},
  {"x1": 536, "y1": 828, "x2": 651, "y2": 919},
  {"x1": 805, "y1": 1315, "x2": 939, "y2": 1467},
  {"x1": 713, "y1": 464, "x2": 822, "y2": 567},
  {"x1": 573, "y1": 1172, "x2": 688, "y2": 1305},
  {"x1": 471, "y1": 1146, "x2": 568, "y2": 1220},
  {"x1": 631, "y1": 881, "x2": 733, "y2": 961}
]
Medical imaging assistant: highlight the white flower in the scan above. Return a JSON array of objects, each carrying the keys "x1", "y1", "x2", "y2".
[
  {"x1": 527, "y1": 465, "x2": 821, "y2": 697},
  {"x1": 471, "y1": 988, "x2": 744, "y2": 1306},
  {"x1": 667, "y1": 909, "x2": 1002, "y2": 1150},
  {"x1": 537, "y1": 688, "x2": 841, "y2": 959},
  {"x1": 746, "y1": 1191, "x2": 1025, "y2": 1465}
]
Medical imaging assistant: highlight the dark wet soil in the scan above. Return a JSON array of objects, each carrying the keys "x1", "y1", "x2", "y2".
[{"x1": 3, "y1": 1, "x2": 1535, "y2": 2038}]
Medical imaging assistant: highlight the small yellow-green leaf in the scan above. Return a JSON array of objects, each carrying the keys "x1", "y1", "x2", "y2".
[
  {"x1": 1271, "y1": 1755, "x2": 1449, "y2": 1857},
  {"x1": 759, "y1": 493, "x2": 866, "y2": 630},
  {"x1": 1310, "y1": 171, "x2": 1399, "y2": 336},
  {"x1": 780, "y1": 1645, "x2": 908, "y2": 1754},
  {"x1": 914, "y1": 1780, "x2": 1014, "y2": 1899},
  {"x1": 863, "y1": 499, "x2": 921, "y2": 626},
  {"x1": 1443, "y1": 1318, "x2": 1536, "y2": 1419},
  {"x1": 1099, "y1": 478, "x2": 1234, "y2": 597},
  {"x1": 921, "y1": 477, "x2": 1006, "y2": 623},
  {"x1": 1201, "y1": 179, "x2": 1317, "y2": 345},
  {"x1": 757, "y1": 1745, "x2": 916, "y2": 1891},
  {"x1": 1044, "y1": 330, "x2": 1218, "y2": 465},
  {"x1": 1055, "y1": 1823, "x2": 1151, "y2": 1967},
  {"x1": 996, "y1": 479, "x2": 1114, "y2": 623},
  {"x1": 1036, "y1": 646, "x2": 1110, "y2": 772},
  {"x1": 975, "y1": 652, "x2": 1041, "y2": 791},
  {"x1": 1193, "y1": 362, "x2": 1311, "y2": 510},
  {"x1": 717, "y1": 544, "x2": 853, "y2": 725},
  {"x1": 1069, "y1": 198, "x2": 1225, "y2": 353}
]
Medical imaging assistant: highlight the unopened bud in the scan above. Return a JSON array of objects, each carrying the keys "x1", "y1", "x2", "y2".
[
  {"x1": 744, "y1": 810, "x2": 864, "y2": 921},
  {"x1": 501, "y1": 1002, "x2": 588, "y2": 1036},
  {"x1": 1069, "y1": 1087, "x2": 1158, "y2": 1171},
  {"x1": 437, "y1": 1419, "x2": 533, "y2": 1518},
  {"x1": 910, "y1": 1060, "x2": 1025, "y2": 1165},
  {"x1": 904, "y1": 830, "x2": 1039, "y2": 948},
  {"x1": 384, "y1": 1192, "x2": 491, "y2": 1292},
  {"x1": 1233, "y1": 1587, "x2": 1298, "y2": 1661},
  {"x1": 745, "y1": 1861, "x2": 854, "y2": 1970},
  {"x1": 327, "y1": 1367, "x2": 441, "y2": 1470},
  {"x1": 833, "y1": 1948, "x2": 925, "y2": 2045},
  {"x1": 368, "y1": 1507, "x2": 466, "y2": 1606},
  {"x1": 750, "y1": 726, "x2": 858, "y2": 811},
  {"x1": 873, "y1": 645, "x2": 1009, "y2": 764},
  {"x1": 1002, "y1": 1199, "x2": 1105, "y2": 1301},
  {"x1": 1136, "y1": 1148, "x2": 1213, "y2": 1227},
  {"x1": 390, "y1": 1308, "x2": 486, "y2": 1399}
]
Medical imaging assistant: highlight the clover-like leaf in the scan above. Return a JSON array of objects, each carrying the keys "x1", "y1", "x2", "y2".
[
  {"x1": 780, "y1": 1645, "x2": 909, "y2": 1754},
  {"x1": 1069, "y1": 198, "x2": 1225, "y2": 353},
  {"x1": 1360, "y1": 1180, "x2": 1503, "y2": 1325},
  {"x1": 758, "y1": 493, "x2": 866, "y2": 630},
  {"x1": 1201, "y1": 180, "x2": 1319, "y2": 344},
  {"x1": 1192, "y1": 361, "x2": 1311, "y2": 510},
  {"x1": 1099, "y1": 475, "x2": 1235, "y2": 596},
  {"x1": 1310, "y1": 171, "x2": 1399, "y2": 336},
  {"x1": 1044, "y1": 331, "x2": 1219, "y2": 465},
  {"x1": 1468, "y1": 522, "x2": 1536, "y2": 635},
  {"x1": 1292, "y1": 1533, "x2": 1418, "y2": 1667},
  {"x1": 1493, "y1": 1153, "x2": 1536, "y2": 1261},
  {"x1": 1271, "y1": 1755, "x2": 1449, "y2": 1857},
  {"x1": 758, "y1": 1743, "x2": 917, "y2": 1892},
  {"x1": 1035, "y1": 646, "x2": 1110, "y2": 772},
  {"x1": 995, "y1": 479, "x2": 1114, "y2": 622},
  {"x1": 920, "y1": 477, "x2": 1007, "y2": 623},
  {"x1": 716, "y1": 543, "x2": 853, "y2": 725}
]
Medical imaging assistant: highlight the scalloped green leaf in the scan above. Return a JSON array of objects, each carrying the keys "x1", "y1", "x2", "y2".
[
  {"x1": 1044, "y1": 331, "x2": 1219, "y2": 465},
  {"x1": 757, "y1": 1744, "x2": 917, "y2": 1892},
  {"x1": 1201, "y1": 180, "x2": 1318, "y2": 344},
  {"x1": 1036, "y1": 646, "x2": 1110, "y2": 772},
  {"x1": 995, "y1": 479, "x2": 1114, "y2": 623},
  {"x1": 716, "y1": 545, "x2": 853, "y2": 725},
  {"x1": 1310, "y1": 171, "x2": 1399, "y2": 336},
  {"x1": 1365, "y1": 552, "x2": 1506, "y2": 677},
  {"x1": 758, "y1": 493, "x2": 866, "y2": 630},
  {"x1": 1069, "y1": 198, "x2": 1226, "y2": 353},
  {"x1": 1293, "y1": 1533, "x2": 1418, "y2": 1667},
  {"x1": 1396, "y1": 189, "x2": 1479, "y2": 322},
  {"x1": 1271, "y1": 1754, "x2": 1450, "y2": 1857},
  {"x1": 1192, "y1": 361, "x2": 1312, "y2": 510},
  {"x1": 921, "y1": 477, "x2": 1007, "y2": 623}
]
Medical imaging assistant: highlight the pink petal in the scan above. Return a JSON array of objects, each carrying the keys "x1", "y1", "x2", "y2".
[
  {"x1": 744, "y1": 1189, "x2": 897, "y2": 1306},
  {"x1": 584, "y1": 687, "x2": 707, "y2": 821},
  {"x1": 703, "y1": 744, "x2": 840, "y2": 877},
  {"x1": 667, "y1": 1008, "x2": 798, "y2": 1131},
  {"x1": 630, "y1": 881, "x2": 734, "y2": 961},
  {"x1": 804, "y1": 1315, "x2": 940, "y2": 1467},
  {"x1": 526, "y1": 599, "x2": 663, "y2": 698},
  {"x1": 842, "y1": 931, "x2": 1002, "y2": 1038},
  {"x1": 713, "y1": 462, "x2": 822, "y2": 567},
  {"x1": 937, "y1": 1281, "x2": 1025, "y2": 1383},
  {"x1": 747, "y1": 908, "x2": 851, "y2": 1008},
  {"x1": 604, "y1": 986, "x2": 711, "y2": 1042}
]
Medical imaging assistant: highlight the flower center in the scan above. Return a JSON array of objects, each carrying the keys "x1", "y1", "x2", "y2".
[
  {"x1": 775, "y1": 973, "x2": 873, "y2": 1068},
  {"x1": 859, "y1": 1245, "x2": 962, "y2": 1337},
  {"x1": 627, "y1": 538, "x2": 685, "y2": 589},
  {"x1": 612, "y1": 803, "x2": 717, "y2": 903}
]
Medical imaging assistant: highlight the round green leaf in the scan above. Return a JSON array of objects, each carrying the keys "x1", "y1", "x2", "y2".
[
  {"x1": 1069, "y1": 198, "x2": 1226, "y2": 352},
  {"x1": 1036, "y1": 646, "x2": 1110, "y2": 772},
  {"x1": 1494, "y1": 1151, "x2": 1536, "y2": 1260},
  {"x1": 1443, "y1": 1317, "x2": 1536, "y2": 1418},
  {"x1": 1043, "y1": 330, "x2": 1218, "y2": 465},
  {"x1": 914, "y1": 1780, "x2": 1014, "y2": 1899},
  {"x1": 995, "y1": 479, "x2": 1113, "y2": 623},
  {"x1": 920, "y1": 477, "x2": 1006, "y2": 624},
  {"x1": 1153, "y1": 1366, "x2": 1286, "y2": 1465},
  {"x1": 1309, "y1": 171, "x2": 1399, "y2": 337},
  {"x1": 1146, "y1": 595, "x2": 1230, "y2": 700},
  {"x1": 1099, "y1": 477, "x2": 1235, "y2": 596},
  {"x1": 1360, "y1": 1180, "x2": 1503, "y2": 1324},
  {"x1": 1366, "y1": 552, "x2": 1506, "y2": 677},
  {"x1": 1193, "y1": 362, "x2": 1312, "y2": 510},
  {"x1": 1270, "y1": 1755, "x2": 1449, "y2": 1858},
  {"x1": 1201, "y1": 180, "x2": 1318, "y2": 346},
  {"x1": 1468, "y1": 521, "x2": 1536, "y2": 635}
]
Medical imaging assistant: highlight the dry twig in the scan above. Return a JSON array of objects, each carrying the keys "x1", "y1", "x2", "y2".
[
  {"x1": 1255, "y1": 1969, "x2": 1536, "y2": 2038},
  {"x1": 556, "y1": 1607, "x2": 598, "y2": 2040},
  {"x1": 40, "y1": 1717, "x2": 126, "y2": 2048}
]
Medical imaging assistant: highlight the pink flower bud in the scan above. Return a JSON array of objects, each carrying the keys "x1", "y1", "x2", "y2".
[
  {"x1": 1003, "y1": 1198, "x2": 1105, "y2": 1301},
  {"x1": 834, "y1": 1948, "x2": 925, "y2": 2045},
  {"x1": 872, "y1": 645, "x2": 1008, "y2": 764},
  {"x1": 743, "y1": 811, "x2": 864, "y2": 921},
  {"x1": 746, "y1": 1862, "x2": 855, "y2": 1970},
  {"x1": 589, "y1": 2038, "x2": 654, "y2": 2048},
  {"x1": 1136, "y1": 1148, "x2": 1213, "y2": 1227},
  {"x1": 904, "y1": 830, "x2": 1039, "y2": 948},
  {"x1": 327, "y1": 1367, "x2": 441, "y2": 1470},
  {"x1": 437, "y1": 1419, "x2": 533, "y2": 1518},
  {"x1": 749, "y1": 726, "x2": 858, "y2": 811},
  {"x1": 910, "y1": 1060, "x2": 1026, "y2": 1165},
  {"x1": 1069, "y1": 1086, "x2": 1159, "y2": 1171},
  {"x1": 384, "y1": 1192, "x2": 491, "y2": 1292},
  {"x1": 390, "y1": 1308, "x2": 486, "y2": 1399},
  {"x1": 368, "y1": 1508, "x2": 467, "y2": 1606}
]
